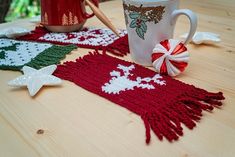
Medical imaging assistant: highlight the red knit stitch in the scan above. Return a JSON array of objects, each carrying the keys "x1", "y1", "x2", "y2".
[
  {"x1": 53, "y1": 51, "x2": 225, "y2": 144},
  {"x1": 18, "y1": 26, "x2": 129, "y2": 57}
]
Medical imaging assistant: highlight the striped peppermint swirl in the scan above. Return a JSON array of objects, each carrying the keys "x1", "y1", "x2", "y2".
[{"x1": 152, "y1": 39, "x2": 189, "y2": 76}]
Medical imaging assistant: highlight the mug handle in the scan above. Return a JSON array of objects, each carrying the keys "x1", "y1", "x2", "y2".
[
  {"x1": 171, "y1": 9, "x2": 197, "y2": 45},
  {"x1": 84, "y1": 0, "x2": 99, "y2": 19}
]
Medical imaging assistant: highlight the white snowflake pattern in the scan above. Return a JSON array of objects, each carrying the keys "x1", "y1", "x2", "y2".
[{"x1": 39, "y1": 28, "x2": 127, "y2": 46}]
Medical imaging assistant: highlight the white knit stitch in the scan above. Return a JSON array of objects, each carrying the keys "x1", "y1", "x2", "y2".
[
  {"x1": 39, "y1": 28, "x2": 127, "y2": 46},
  {"x1": 102, "y1": 64, "x2": 166, "y2": 94},
  {"x1": 0, "y1": 39, "x2": 52, "y2": 66}
]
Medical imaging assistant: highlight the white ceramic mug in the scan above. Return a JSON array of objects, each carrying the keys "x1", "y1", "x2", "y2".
[{"x1": 123, "y1": 0, "x2": 197, "y2": 66}]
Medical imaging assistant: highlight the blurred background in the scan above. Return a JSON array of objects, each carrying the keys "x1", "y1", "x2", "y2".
[
  {"x1": 0, "y1": 0, "x2": 110, "y2": 23},
  {"x1": 0, "y1": 0, "x2": 40, "y2": 23}
]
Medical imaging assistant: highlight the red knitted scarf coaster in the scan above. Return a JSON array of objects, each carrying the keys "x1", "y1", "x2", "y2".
[
  {"x1": 18, "y1": 26, "x2": 129, "y2": 57},
  {"x1": 54, "y1": 51, "x2": 224, "y2": 144}
]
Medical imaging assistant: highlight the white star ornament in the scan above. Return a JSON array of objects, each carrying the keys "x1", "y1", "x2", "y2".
[
  {"x1": 180, "y1": 32, "x2": 221, "y2": 45},
  {"x1": 8, "y1": 65, "x2": 62, "y2": 97}
]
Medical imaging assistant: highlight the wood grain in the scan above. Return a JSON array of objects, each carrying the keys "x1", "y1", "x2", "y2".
[{"x1": 0, "y1": 0, "x2": 235, "y2": 157}]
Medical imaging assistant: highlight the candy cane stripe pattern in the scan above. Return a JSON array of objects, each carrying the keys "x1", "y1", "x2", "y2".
[{"x1": 152, "y1": 39, "x2": 189, "y2": 76}]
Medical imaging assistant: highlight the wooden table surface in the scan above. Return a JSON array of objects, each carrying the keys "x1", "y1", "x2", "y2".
[{"x1": 0, "y1": 0, "x2": 235, "y2": 157}]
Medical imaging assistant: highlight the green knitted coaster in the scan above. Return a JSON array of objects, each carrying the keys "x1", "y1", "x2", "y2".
[{"x1": 0, "y1": 38, "x2": 77, "y2": 71}]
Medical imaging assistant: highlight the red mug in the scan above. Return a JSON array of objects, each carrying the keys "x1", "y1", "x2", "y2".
[{"x1": 41, "y1": 0, "x2": 99, "y2": 32}]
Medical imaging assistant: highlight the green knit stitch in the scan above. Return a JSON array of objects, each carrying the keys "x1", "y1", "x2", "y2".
[
  {"x1": 0, "y1": 43, "x2": 19, "y2": 59},
  {"x1": 0, "y1": 51, "x2": 5, "y2": 59},
  {"x1": 1, "y1": 43, "x2": 19, "y2": 51},
  {"x1": 0, "y1": 44, "x2": 77, "y2": 71},
  {"x1": 25, "y1": 45, "x2": 77, "y2": 69}
]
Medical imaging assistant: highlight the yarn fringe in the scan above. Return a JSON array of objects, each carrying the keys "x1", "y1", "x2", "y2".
[
  {"x1": 0, "y1": 44, "x2": 76, "y2": 71},
  {"x1": 54, "y1": 51, "x2": 225, "y2": 144},
  {"x1": 18, "y1": 26, "x2": 130, "y2": 57},
  {"x1": 105, "y1": 34, "x2": 130, "y2": 57},
  {"x1": 141, "y1": 89, "x2": 224, "y2": 143}
]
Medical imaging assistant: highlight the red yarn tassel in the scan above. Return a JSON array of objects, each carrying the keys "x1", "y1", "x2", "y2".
[
  {"x1": 18, "y1": 26, "x2": 48, "y2": 41},
  {"x1": 141, "y1": 112, "x2": 151, "y2": 144},
  {"x1": 54, "y1": 51, "x2": 225, "y2": 144},
  {"x1": 106, "y1": 35, "x2": 130, "y2": 56}
]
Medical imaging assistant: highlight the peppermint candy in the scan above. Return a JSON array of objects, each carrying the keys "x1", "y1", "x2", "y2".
[{"x1": 152, "y1": 39, "x2": 189, "y2": 76}]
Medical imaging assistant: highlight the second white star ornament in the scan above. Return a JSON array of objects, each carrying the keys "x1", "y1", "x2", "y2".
[{"x1": 8, "y1": 65, "x2": 62, "y2": 96}]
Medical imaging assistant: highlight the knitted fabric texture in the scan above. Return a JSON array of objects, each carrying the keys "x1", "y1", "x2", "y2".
[
  {"x1": 0, "y1": 38, "x2": 76, "y2": 71},
  {"x1": 54, "y1": 51, "x2": 225, "y2": 144},
  {"x1": 18, "y1": 26, "x2": 129, "y2": 57}
]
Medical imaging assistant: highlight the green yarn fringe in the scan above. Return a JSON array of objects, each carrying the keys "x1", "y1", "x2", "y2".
[
  {"x1": 25, "y1": 45, "x2": 76, "y2": 69},
  {"x1": 0, "y1": 44, "x2": 77, "y2": 71}
]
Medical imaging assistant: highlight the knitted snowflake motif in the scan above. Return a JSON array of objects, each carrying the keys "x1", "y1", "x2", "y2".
[
  {"x1": 18, "y1": 27, "x2": 130, "y2": 57},
  {"x1": 39, "y1": 27, "x2": 127, "y2": 46}
]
